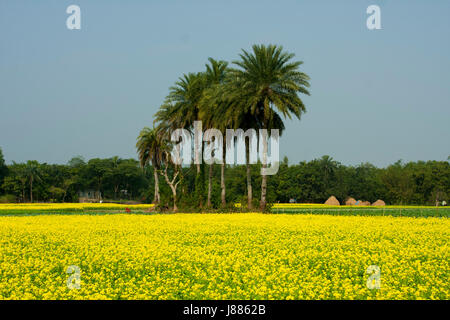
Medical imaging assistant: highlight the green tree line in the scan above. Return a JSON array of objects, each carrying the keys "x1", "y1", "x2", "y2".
[{"x1": 0, "y1": 148, "x2": 448, "y2": 206}]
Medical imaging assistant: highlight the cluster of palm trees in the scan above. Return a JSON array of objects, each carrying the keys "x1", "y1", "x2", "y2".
[{"x1": 136, "y1": 44, "x2": 310, "y2": 211}]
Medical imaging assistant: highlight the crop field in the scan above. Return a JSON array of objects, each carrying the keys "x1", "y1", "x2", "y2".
[
  {"x1": 0, "y1": 203, "x2": 155, "y2": 215},
  {"x1": 0, "y1": 213, "x2": 448, "y2": 300},
  {"x1": 1, "y1": 203, "x2": 448, "y2": 218},
  {"x1": 270, "y1": 204, "x2": 450, "y2": 217}
]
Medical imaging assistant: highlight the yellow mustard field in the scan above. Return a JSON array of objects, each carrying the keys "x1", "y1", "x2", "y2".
[
  {"x1": 236, "y1": 203, "x2": 443, "y2": 209},
  {"x1": 0, "y1": 213, "x2": 448, "y2": 300}
]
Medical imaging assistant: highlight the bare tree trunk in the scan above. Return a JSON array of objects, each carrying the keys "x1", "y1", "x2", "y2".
[
  {"x1": 153, "y1": 167, "x2": 160, "y2": 204},
  {"x1": 172, "y1": 189, "x2": 177, "y2": 211},
  {"x1": 168, "y1": 184, "x2": 177, "y2": 211},
  {"x1": 163, "y1": 176, "x2": 179, "y2": 212},
  {"x1": 207, "y1": 164, "x2": 213, "y2": 208},
  {"x1": 162, "y1": 159, "x2": 180, "y2": 212}
]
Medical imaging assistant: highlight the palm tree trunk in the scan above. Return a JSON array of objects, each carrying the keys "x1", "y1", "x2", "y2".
[
  {"x1": 114, "y1": 185, "x2": 119, "y2": 200},
  {"x1": 246, "y1": 142, "x2": 252, "y2": 209},
  {"x1": 196, "y1": 163, "x2": 203, "y2": 208},
  {"x1": 260, "y1": 134, "x2": 268, "y2": 211},
  {"x1": 153, "y1": 167, "x2": 160, "y2": 204},
  {"x1": 221, "y1": 144, "x2": 226, "y2": 207},
  {"x1": 247, "y1": 163, "x2": 252, "y2": 209},
  {"x1": 221, "y1": 162, "x2": 226, "y2": 207},
  {"x1": 207, "y1": 164, "x2": 213, "y2": 208},
  {"x1": 260, "y1": 169, "x2": 267, "y2": 211}
]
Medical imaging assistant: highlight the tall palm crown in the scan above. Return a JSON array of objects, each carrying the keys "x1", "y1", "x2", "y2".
[
  {"x1": 228, "y1": 44, "x2": 310, "y2": 129},
  {"x1": 154, "y1": 72, "x2": 206, "y2": 133},
  {"x1": 205, "y1": 58, "x2": 228, "y2": 84},
  {"x1": 25, "y1": 160, "x2": 41, "y2": 179},
  {"x1": 199, "y1": 58, "x2": 229, "y2": 130},
  {"x1": 136, "y1": 127, "x2": 164, "y2": 169}
]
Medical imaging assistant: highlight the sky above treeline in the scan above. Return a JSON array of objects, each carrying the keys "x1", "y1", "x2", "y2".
[{"x1": 1, "y1": 0, "x2": 449, "y2": 167}]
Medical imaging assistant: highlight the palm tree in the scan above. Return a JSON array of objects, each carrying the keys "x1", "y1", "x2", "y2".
[
  {"x1": 200, "y1": 58, "x2": 229, "y2": 207},
  {"x1": 154, "y1": 72, "x2": 208, "y2": 207},
  {"x1": 163, "y1": 72, "x2": 206, "y2": 132},
  {"x1": 111, "y1": 156, "x2": 121, "y2": 168},
  {"x1": 136, "y1": 127, "x2": 164, "y2": 204},
  {"x1": 205, "y1": 76, "x2": 260, "y2": 210},
  {"x1": 228, "y1": 44, "x2": 310, "y2": 210},
  {"x1": 24, "y1": 160, "x2": 41, "y2": 203},
  {"x1": 222, "y1": 94, "x2": 284, "y2": 210}
]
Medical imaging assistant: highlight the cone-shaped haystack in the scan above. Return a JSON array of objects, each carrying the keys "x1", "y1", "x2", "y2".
[
  {"x1": 360, "y1": 201, "x2": 371, "y2": 206},
  {"x1": 345, "y1": 197, "x2": 357, "y2": 205},
  {"x1": 325, "y1": 196, "x2": 340, "y2": 206},
  {"x1": 372, "y1": 199, "x2": 386, "y2": 206}
]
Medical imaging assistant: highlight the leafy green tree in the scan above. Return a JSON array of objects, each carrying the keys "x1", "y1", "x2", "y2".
[
  {"x1": 61, "y1": 177, "x2": 76, "y2": 202},
  {"x1": 428, "y1": 161, "x2": 449, "y2": 204},
  {"x1": 0, "y1": 148, "x2": 8, "y2": 195},
  {"x1": 380, "y1": 161, "x2": 414, "y2": 205},
  {"x1": 24, "y1": 160, "x2": 42, "y2": 203},
  {"x1": 103, "y1": 156, "x2": 123, "y2": 199},
  {"x1": 67, "y1": 156, "x2": 87, "y2": 200},
  {"x1": 48, "y1": 186, "x2": 65, "y2": 202},
  {"x1": 83, "y1": 158, "x2": 112, "y2": 199},
  {"x1": 1, "y1": 162, "x2": 27, "y2": 201},
  {"x1": 114, "y1": 159, "x2": 146, "y2": 200},
  {"x1": 68, "y1": 156, "x2": 86, "y2": 168}
]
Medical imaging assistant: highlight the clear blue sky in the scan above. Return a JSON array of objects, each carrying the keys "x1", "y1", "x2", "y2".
[{"x1": 1, "y1": 0, "x2": 449, "y2": 167}]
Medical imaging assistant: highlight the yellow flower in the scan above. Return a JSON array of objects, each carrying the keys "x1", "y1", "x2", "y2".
[{"x1": 0, "y1": 213, "x2": 448, "y2": 300}]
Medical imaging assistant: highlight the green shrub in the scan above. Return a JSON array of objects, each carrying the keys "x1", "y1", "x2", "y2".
[{"x1": 0, "y1": 194, "x2": 17, "y2": 203}]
